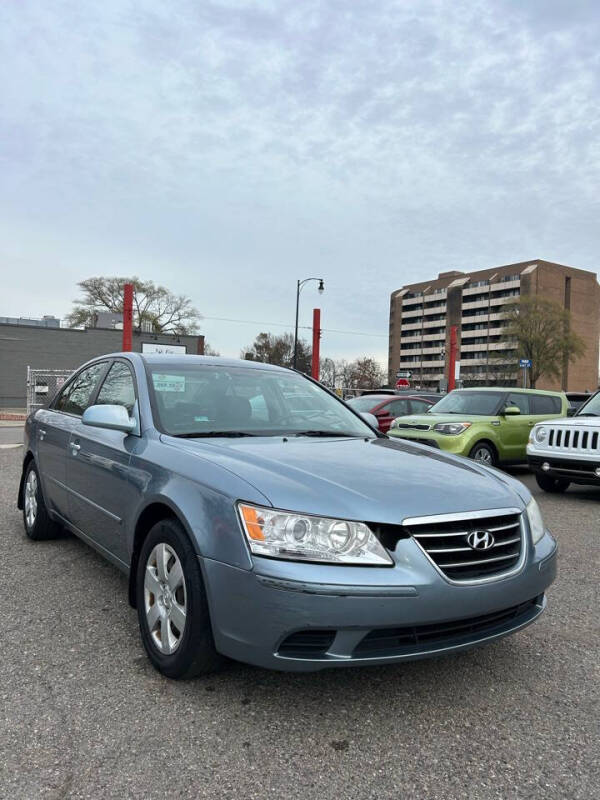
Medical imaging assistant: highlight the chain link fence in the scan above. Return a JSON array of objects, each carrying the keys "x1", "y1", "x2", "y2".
[{"x1": 26, "y1": 367, "x2": 74, "y2": 416}]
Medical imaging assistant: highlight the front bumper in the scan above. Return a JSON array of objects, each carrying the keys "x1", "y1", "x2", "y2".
[
  {"x1": 388, "y1": 429, "x2": 471, "y2": 455},
  {"x1": 528, "y1": 453, "x2": 600, "y2": 484},
  {"x1": 201, "y1": 532, "x2": 557, "y2": 671}
]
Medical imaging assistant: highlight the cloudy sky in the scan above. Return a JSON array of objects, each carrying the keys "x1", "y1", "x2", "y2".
[{"x1": 2, "y1": 0, "x2": 599, "y2": 363}]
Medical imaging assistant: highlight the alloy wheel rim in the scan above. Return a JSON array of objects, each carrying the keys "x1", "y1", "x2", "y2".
[
  {"x1": 24, "y1": 471, "x2": 38, "y2": 529},
  {"x1": 144, "y1": 543, "x2": 187, "y2": 655},
  {"x1": 474, "y1": 448, "x2": 492, "y2": 464}
]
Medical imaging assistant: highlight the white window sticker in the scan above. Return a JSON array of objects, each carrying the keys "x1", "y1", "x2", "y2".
[{"x1": 153, "y1": 374, "x2": 186, "y2": 392}]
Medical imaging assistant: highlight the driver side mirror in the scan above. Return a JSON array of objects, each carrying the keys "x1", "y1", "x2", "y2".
[
  {"x1": 82, "y1": 404, "x2": 136, "y2": 433},
  {"x1": 503, "y1": 405, "x2": 521, "y2": 416}
]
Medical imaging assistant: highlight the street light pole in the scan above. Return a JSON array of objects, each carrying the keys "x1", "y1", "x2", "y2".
[{"x1": 293, "y1": 277, "x2": 324, "y2": 369}]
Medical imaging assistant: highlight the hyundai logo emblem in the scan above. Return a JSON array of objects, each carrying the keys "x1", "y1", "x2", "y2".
[{"x1": 467, "y1": 530, "x2": 495, "y2": 550}]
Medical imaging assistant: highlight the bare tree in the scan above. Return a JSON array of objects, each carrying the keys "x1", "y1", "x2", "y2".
[
  {"x1": 319, "y1": 358, "x2": 337, "y2": 388},
  {"x1": 347, "y1": 357, "x2": 385, "y2": 389},
  {"x1": 498, "y1": 296, "x2": 585, "y2": 387},
  {"x1": 67, "y1": 276, "x2": 201, "y2": 335},
  {"x1": 242, "y1": 332, "x2": 312, "y2": 374}
]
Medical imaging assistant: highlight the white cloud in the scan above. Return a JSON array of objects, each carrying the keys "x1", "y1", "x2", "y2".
[{"x1": 1, "y1": 0, "x2": 599, "y2": 362}]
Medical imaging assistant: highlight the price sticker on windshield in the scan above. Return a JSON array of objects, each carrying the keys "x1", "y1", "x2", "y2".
[{"x1": 153, "y1": 374, "x2": 186, "y2": 392}]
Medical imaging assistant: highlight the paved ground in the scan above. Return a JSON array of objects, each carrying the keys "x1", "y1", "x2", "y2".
[
  {"x1": 0, "y1": 424, "x2": 24, "y2": 448},
  {"x1": 1, "y1": 449, "x2": 598, "y2": 799}
]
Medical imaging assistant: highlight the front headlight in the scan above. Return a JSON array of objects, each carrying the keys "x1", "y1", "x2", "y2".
[
  {"x1": 433, "y1": 422, "x2": 471, "y2": 435},
  {"x1": 535, "y1": 426, "x2": 547, "y2": 443},
  {"x1": 526, "y1": 497, "x2": 545, "y2": 544},
  {"x1": 238, "y1": 503, "x2": 393, "y2": 565}
]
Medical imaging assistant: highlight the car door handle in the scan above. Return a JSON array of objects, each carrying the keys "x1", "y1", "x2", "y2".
[
  {"x1": 38, "y1": 428, "x2": 47, "y2": 440},
  {"x1": 70, "y1": 442, "x2": 81, "y2": 454}
]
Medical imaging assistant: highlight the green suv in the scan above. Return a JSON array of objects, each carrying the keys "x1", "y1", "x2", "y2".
[{"x1": 388, "y1": 387, "x2": 567, "y2": 466}]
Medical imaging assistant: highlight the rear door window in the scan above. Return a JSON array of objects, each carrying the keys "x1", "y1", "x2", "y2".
[
  {"x1": 530, "y1": 394, "x2": 562, "y2": 415},
  {"x1": 386, "y1": 398, "x2": 412, "y2": 417},
  {"x1": 54, "y1": 363, "x2": 107, "y2": 416},
  {"x1": 409, "y1": 398, "x2": 431, "y2": 414}
]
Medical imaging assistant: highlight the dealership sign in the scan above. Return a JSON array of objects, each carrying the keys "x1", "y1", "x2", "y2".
[{"x1": 142, "y1": 342, "x2": 187, "y2": 355}]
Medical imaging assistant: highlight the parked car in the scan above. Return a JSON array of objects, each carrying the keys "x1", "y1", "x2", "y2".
[
  {"x1": 359, "y1": 389, "x2": 443, "y2": 404},
  {"x1": 346, "y1": 393, "x2": 434, "y2": 432},
  {"x1": 565, "y1": 391, "x2": 593, "y2": 417},
  {"x1": 401, "y1": 391, "x2": 444, "y2": 404},
  {"x1": 527, "y1": 389, "x2": 600, "y2": 491},
  {"x1": 388, "y1": 387, "x2": 567, "y2": 466},
  {"x1": 19, "y1": 355, "x2": 556, "y2": 677}
]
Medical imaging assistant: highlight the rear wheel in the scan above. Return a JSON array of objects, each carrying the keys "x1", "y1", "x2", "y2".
[
  {"x1": 468, "y1": 442, "x2": 496, "y2": 467},
  {"x1": 22, "y1": 462, "x2": 61, "y2": 540},
  {"x1": 136, "y1": 518, "x2": 223, "y2": 679},
  {"x1": 535, "y1": 472, "x2": 570, "y2": 493}
]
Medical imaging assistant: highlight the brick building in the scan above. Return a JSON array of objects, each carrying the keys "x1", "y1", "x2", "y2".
[{"x1": 388, "y1": 259, "x2": 600, "y2": 392}]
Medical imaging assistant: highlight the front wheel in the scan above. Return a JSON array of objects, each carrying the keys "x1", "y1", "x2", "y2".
[
  {"x1": 468, "y1": 442, "x2": 496, "y2": 467},
  {"x1": 535, "y1": 472, "x2": 570, "y2": 493},
  {"x1": 136, "y1": 518, "x2": 223, "y2": 679}
]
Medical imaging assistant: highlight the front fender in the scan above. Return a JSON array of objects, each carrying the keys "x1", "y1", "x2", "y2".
[
  {"x1": 462, "y1": 424, "x2": 501, "y2": 455},
  {"x1": 131, "y1": 482, "x2": 254, "y2": 570},
  {"x1": 127, "y1": 437, "x2": 271, "y2": 570}
]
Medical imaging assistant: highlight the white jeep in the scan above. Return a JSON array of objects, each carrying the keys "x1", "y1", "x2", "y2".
[{"x1": 527, "y1": 391, "x2": 600, "y2": 492}]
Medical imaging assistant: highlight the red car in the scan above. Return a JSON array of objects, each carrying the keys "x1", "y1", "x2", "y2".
[{"x1": 347, "y1": 393, "x2": 434, "y2": 433}]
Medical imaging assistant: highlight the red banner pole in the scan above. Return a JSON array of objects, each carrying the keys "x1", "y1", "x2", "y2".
[
  {"x1": 312, "y1": 308, "x2": 321, "y2": 380},
  {"x1": 122, "y1": 283, "x2": 134, "y2": 352},
  {"x1": 448, "y1": 325, "x2": 457, "y2": 391}
]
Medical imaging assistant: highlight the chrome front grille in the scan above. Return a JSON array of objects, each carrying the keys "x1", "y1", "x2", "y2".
[
  {"x1": 405, "y1": 509, "x2": 524, "y2": 582},
  {"x1": 546, "y1": 427, "x2": 600, "y2": 452}
]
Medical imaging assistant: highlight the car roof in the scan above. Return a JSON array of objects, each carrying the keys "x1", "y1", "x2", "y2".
[
  {"x1": 454, "y1": 387, "x2": 565, "y2": 397},
  {"x1": 349, "y1": 394, "x2": 431, "y2": 403},
  {"x1": 89, "y1": 352, "x2": 292, "y2": 373}
]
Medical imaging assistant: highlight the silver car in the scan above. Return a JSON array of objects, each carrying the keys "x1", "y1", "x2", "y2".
[{"x1": 19, "y1": 353, "x2": 557, "y2": 678}]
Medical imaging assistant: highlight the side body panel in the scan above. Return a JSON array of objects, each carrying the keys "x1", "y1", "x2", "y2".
[
  {"x1": 33, "y1": 408, "x2": 80, "y2": 518},
  {"x1": 66, "y1": 421, "x2": 139, "y2": 564}
]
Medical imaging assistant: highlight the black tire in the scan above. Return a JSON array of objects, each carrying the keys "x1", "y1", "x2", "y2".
[
  {"x1": 136, "y1": 518, "x2": 223, "y2": 679},
  {"x1": 22, "y1": 461, "x2": 61, "y2": 541},
  {"x1": 468, "y1": 441, "x2": 497, "y2": 467},
  {"x1": 535, "y1": 472, "x2": 570, "y2": 493}
]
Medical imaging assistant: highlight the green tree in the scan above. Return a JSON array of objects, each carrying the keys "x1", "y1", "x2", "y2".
[
  {"x1": 67, "y1": 276, "x2": 201, "y2": 335},
  {"x1": 499, "y1": 296, "x2": 585, "y2": 387},
  {"x1": 242, "y1": 332, "x2": 312, "y2": 373}
]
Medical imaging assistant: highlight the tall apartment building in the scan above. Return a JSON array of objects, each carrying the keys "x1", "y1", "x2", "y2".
[{"x1": 388, "y1": 259, "x2": 600, "y2": 392}]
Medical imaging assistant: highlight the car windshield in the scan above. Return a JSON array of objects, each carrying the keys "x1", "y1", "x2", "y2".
[
  {"x1": 347, "y1": 396, "x2": 385, "y2": 412},
  {"x1": 147, "y1": 364, "x2": 375, "y2": 437},
  {"x1": 428, "y1": 390, "x2": 505, "y2": 416},
  {"x1": 575, "y1": 392, "x2": 600, "y2": 417}
]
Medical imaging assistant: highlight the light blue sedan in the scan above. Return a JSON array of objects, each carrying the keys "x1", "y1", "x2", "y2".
[{"x1": 19, "y1": 354, "x2": 557, "y2": 678}]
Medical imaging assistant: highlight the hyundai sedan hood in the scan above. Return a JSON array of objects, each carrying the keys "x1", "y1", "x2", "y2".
[{"x1": 165, "y1": 435, "x2": 525, "y2": 524}]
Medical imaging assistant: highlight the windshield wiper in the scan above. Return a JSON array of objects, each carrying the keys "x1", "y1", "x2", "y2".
[
  {"x1": 575, "y1": 412, "x2": 599, "y2": 417},
  {"x1": 293, "y1": 430, "x2": 365, "y2": 437},
  {"x1": 172, "y1": 431, "x2": 258, "y2": 438}
]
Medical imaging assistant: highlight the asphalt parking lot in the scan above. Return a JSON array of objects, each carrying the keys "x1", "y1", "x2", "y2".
[{"x1": 1, "y1": 445, "x2": 598, "y2": 800}]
